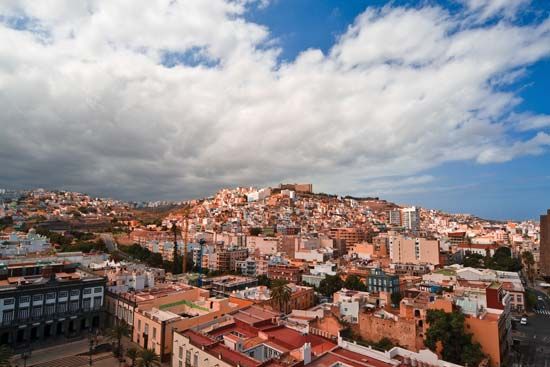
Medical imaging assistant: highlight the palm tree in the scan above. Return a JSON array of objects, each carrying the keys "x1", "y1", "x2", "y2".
[
  {"x1": 0, "y1": 345, "x2": 12, "y2": 367},
  {"x1": 137, "y1": 349, "x2": 160, "y2": 367},
  {"x1": 271, "y1": 281, "x2": 292, "y2": 313},
  {"x1": 126, "y1": 347, "x2": 139, "y2": 367},
  {"x1": 522, "y1": 251, "x2": 535, "y2": 284},
  {"x1": 107, "y1": 321, "x2": 130, "y2": 357}
]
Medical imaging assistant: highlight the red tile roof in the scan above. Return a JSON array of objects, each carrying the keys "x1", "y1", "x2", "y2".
[{"x1": 309, "y1": 348, "x2": 396, "y2": 367}]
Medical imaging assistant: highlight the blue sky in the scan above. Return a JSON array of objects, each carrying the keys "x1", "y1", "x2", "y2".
[
  {"x1": 246, "y1": 0, "x2": 550, "y2": 220},
  {"x1": 1, "y1": 0, "x2": 550, "y2": 221}
]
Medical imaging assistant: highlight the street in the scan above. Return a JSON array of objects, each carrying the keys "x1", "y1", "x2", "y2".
[
  {"x1": 511, "y1": 288, "x2": 550, "y2": 366},
  {"x1": 100, "y1": 233, "x2": 118, "y2": 252}
]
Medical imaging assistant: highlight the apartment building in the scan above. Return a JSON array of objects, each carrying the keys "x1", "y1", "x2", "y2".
[
  {"x1": 0, "y1": 260, "x2": 105, "y2": 348},
  {"x1": 329, "y1": 227, "x2": 366, "y2": 251},
  {"x1": 388, "y1": 233, "x2": 440, "y2": 266},
  {"x1": 367, "y1": 268, "x2": 400, "y2": 294},
  {"x1": 267, "y1": 263, "x2": 302, "y2": 283},
  {"x1": 402, "y1": 206, "x2": 420, "y2": 232}
]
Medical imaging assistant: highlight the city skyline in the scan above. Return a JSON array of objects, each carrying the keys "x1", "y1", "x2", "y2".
[{"x1": 1, "y1": 0, "x2": 550, "y2": 220}]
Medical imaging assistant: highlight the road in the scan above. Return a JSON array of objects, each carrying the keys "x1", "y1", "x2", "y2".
[
  {"x1": 531, "y1": 288, "x2": 550, "y2": 316},
  {"x1": 100, "y1": 233, "x2": 117, "y2": 252},
  {"x1": 511, "y1": 288, "x2": 550, "y2": 366}
]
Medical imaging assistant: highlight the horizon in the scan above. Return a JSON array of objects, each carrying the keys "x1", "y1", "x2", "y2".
[
  {"x1": 2, "y1": 184, "x2": 546, "y2": 223},
  {"x1": 1, "y1": 1, "x2": 550, "y2": 221}
]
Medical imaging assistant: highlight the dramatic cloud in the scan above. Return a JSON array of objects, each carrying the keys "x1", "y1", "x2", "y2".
[{"x1": 0, "y1": 0, "x2": 549, "y2": 200}]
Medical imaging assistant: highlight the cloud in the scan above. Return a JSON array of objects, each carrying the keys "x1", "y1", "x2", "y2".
[
  {"x1": 461, "y1": 0, "x2": 531, "y2": 22},
  {"x1": 0, "y1": 1, "x2": 549, "y2": 200},
  {"x1": 509, "y1": 112, "x2": 550, "y2": 131}
]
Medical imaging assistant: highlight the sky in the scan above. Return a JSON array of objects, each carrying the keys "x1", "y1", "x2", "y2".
[{"x1": 0, "y1": 0, "x2": 550, "y2": 220}]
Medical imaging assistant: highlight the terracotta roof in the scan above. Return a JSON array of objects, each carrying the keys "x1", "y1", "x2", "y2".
[
  {"x1": 209, "y1": 344, "x2": 260, "y2": 367},
  {"x1": 308, "y1": 348, "x2": 395, "y2": 367}
]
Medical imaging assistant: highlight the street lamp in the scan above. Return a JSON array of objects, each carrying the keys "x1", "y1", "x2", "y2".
[{"x1": 88, "y1": 328, "x2": 98, "y2": 367}]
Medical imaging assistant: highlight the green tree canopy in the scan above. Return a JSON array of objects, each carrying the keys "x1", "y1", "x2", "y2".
[
  {"x1": 137, "y1": 348, "x2": 160, "y2": 367},
  {"x1": 425, "y1": 309, "x2": 484, "y2": 366},
  {"x1": 343, "y1": 275, "x2": 367, "y2": 291},
  {"x1": 319, "y1": 274, "x2": 343, "y2": 298},
  {"x1": 271, "y1": 282, "x2": 292, "y2": 313},
  {"x1": 257, "y1": 274, "x2": 272, "y2": 287}
]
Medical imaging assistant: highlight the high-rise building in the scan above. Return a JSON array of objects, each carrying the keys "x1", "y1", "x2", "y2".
[
  {"x1": 388, "y1": 209, "x2": 402, "y2": 226},
  {"x1": 541, "y1": 209, "x2": 550, "y2": 277},
  {"x1": 401, "y1": 206, "x2": 420, "y2": 232}
]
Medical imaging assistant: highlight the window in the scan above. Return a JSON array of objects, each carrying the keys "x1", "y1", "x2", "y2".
[
  {"x1": 153, "y1": 327, "x2": 157, "y2": 340},
  {"x1": 32, "y1": 306, "x2": 43, "y2": 318},
  {"x1": 46, "y1": 293, "x2": 56, "y2": 300},
  {"x1": 193, "y1": 354, "x2": 198, "y2": 367},
  {"x1": 59, "y1": 291, "x2": 68, "y2": 298},
  {"x1": 138, "y1": 320, "x2": 141, "y2": 332},
  {"x1": 94, "y1": 287, "x2": 103, "y2": 293},
  {"x1": 18, "y1": 308, "x2": 29, "y2": 320},
  {"x1": 45, "y1": 304, "x2": 55, "y2": 316},
  {"x1": 57, "y1": 302, "x2": 67, "y2": 313},
  {"x1": 93, "y1": 296, "x2": 102, "y2": 309},
  {"x1": 70, "y1": 289, "x2": 80, "y2": 297},
  {"x1": 2, "y1": 310, "x2": 14, "y2": 325},
  {"x1": 33, "y1": 294, "x2": 43, "y2": 302},
  {"x1": 179, "y1": 346, "x2": 183, "y2": 358},
  {"x1": 20, "y1": 296, "x2": 30, "y2": 304},
  {"x1": 83, "y1": 298, "x2": 92, "y2": 311},
  {"x1": 3, "y1": 298, "x2": 14, "y2": 305},
  {"x1": 83, "y1": 288, "x2": 92, "y2": 295},
  {"x1": 69, "y1": 300, "x2": 79, "y2": 312},
  {"x1": 144, "y1": 323, "x2": 149, "y2": 335}
]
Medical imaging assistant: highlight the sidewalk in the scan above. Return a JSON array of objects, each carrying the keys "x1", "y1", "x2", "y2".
[{"x1": 10, "y1": 337, "x2": 107, "y2": 367}]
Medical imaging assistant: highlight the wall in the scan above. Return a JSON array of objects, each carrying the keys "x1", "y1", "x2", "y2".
[
  {"x1": 356, "y1": 312, "x2": 420, "y2": 351},
  {"x1": 464, "y1": 315, "x2": 502, "y2": 367}
]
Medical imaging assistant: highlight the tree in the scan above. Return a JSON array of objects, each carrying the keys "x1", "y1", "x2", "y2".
[
  {"x1": 107, "y1": 321, "x2": 130, "y2": 358},
  {"x1": 271, "y1": 281, "x2": 292, "y2": 313},
  {"x1": 522, "y1": 251, "x2": 535, "y2": 284},
  {"x1": 485, "y1": 247, "x2": 522, "y2": 272},
  {"x1": 249, "y1": 227, "x2": 262, "y2": 236},
  {"x1": 0, "y1": 345, "x2": 12, "y2": 367},
  {"x1": 425, "y1": 309, "x2": 484, "y2": 366},
  {"x1": 390, "y1": 292, "x2": 403, "y2": 307},
  {"x1": 463, "y1": 252, "x2": 485, "y2": 268},
  {"x1": 525, "y1": 289, "x2": 537, "y2": 311},
  {"x1": 257, "y1": 274, "x2": 271, "y2": 287},
  {"x1": 343, "y1": 275, "x2": 367, "y2": 291},
  {"x1": 126, "y1": 347, "x2": 139, "y2": 367},
  {"x1": 319, "y1": 274, "x2": 343, "y2": 298},
  {"x1": 137, "y1": 349, "x2": 160, "y2": 367}
]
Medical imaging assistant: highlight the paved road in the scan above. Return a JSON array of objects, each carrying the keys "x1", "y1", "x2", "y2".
[
  {"x1": 512, "y1": 289, "x2": 550, "y2": 366},
  {"x1": 100, "y1": 233, "x2": 117, "y2": 253}
]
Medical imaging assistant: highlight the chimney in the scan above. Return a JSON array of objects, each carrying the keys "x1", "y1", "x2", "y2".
[{"x1": 302, "y1": 342, "x2": 311, "y2": 365}]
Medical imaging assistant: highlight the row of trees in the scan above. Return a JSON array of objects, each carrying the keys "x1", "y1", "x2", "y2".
[
  {"x1": 121, "y1": 243, "x2": 193, "y2": 274},
  {"x1": 108, "y1": 322, "x2": 160, "y2": 367},
  {"x1": 33, "y1": 228, "x2": 106, "y2": 253},
  {"x1": 463, "y1": 247, "x2": 522, "y2": 272}
]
